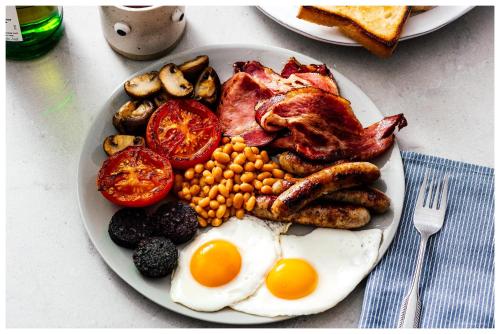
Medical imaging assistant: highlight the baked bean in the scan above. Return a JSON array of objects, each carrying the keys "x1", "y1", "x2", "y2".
[
  {"x1": 272, "y1": 181, "x2": 283, "y2": 194},
  {"x1": 222, "y1": 143, "x2": 233, "y2": 155},
  {"x1": 240, "y1": 183, "x2": 253, "y2": 193},
  {"x1": 218, "y1": 184, "x2": 229, "y2": 197},
  {"x1": 245, "y1": 196, "x2": 256, "y2": 211},
  {"x1": 202, "y1": 185, "x2": 210, "y2": 195},
  {"x1": 205, "y1": 160, "x2": 215, "y2": 170},
  {"x1": 212, "y1": 218, "x2": 222, "y2": 227},
  {"x1": 233, "y1": 193, "x2": 244, "y2": 209},
  {"x1": 198, "y1": 217, "x2": 208, "y2": 227},
  {"x1": 234, "y1": 153, "x2": 246, "y2": 165},
  {"x1": 216, "y1": 205, "x2": 226, "y2": 219},
  {"x1": 244, "y1": 147, "x2": 256, "y2": 162},
  {"x1": 213, "y1": 151, "x2": 230, "y2": 164},
  {"x1": 205, "y1": 175, "x2": 215, "y2": 185},
  {"x1": 194, "y1": 163, "x2": 204, "y2": 174},
  {"x1": 244, "y1": 161, "x2": 256, "y2": 172},
  {"x1": 254, "y1": 159, "x2": 264, "y2": 170},
  {"x1": 231, "y1": 136, "x2": 245, "y2": 143},
  {"x1": 198, "y1": 197, "x2": 210, "y2": 208},
  {"x1": 262, "y1": 163, "x2": 275, "y2": 172},
  {"x1": 223, "y1": 169, "x2": 234, "y2": 179},
  {"x1": 184, "y1": 168, "x2": 195, "y2": 180},
  {"x1": 263, "y1": 178, "x2": 276, "y2": 186},
  {"x1": 209, "y1": 200, "x2": 219, "y2": 210},
  {"x1": 241, "y1": 172, "x2": 254, "y2": 183},
  {"x1": 190, "y1": 184, "x2": 200, "y2": 195},
  {"x1": 236, "y1": 209, "x2": 245, "y2": 219},
  {"x1": 233, "y1": 142, "x2": 246, "y2": 152},
  {"x1": 230, "y1": 164, "x2": 243, "y2": 174},
  {"x1": 260, "y1": 150, "x2": 270, "y2": 163},
  {"x1": 212, "y1": 166, "x2": 223, "y2": 181},
  {"x1": 261, "y1": 185, "x2": 273, "y2": 195},
  {"x1": 217, "y1": 194, "x2": 226, "y2": 204},
  {"x1": 208, "y1": 185, "x2": 218, "y2": 199},
  {"x1": 257, "y1": 172, "x2": 272, "y2": 181},
  {"x1": 226, "y1": 179, "x2": 234, "y2": 192}
]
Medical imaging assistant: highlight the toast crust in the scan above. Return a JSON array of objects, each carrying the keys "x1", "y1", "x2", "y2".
[{"x1": 297, "y1": 6, "x2": 411, "y2": 58}]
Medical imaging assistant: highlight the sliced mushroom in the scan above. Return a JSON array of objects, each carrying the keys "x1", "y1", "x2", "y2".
[
  {"x1": 178, "y1": 55, "x2": 209, "y2": 81},
  {"x1": 124, "y1": 71, "x2": 161, "y2": 98},
  {"x1": 103, "y1": 135, "x2": 145, "y2": 156},
  {"x1": 152, "y1": 91, "x2": 169, "y2": 108},
  {"x1": 158, "y1": 63, "x2": 193, "y2": 97},
  {"x1": 194, "y1": 66, "x2": 221, "y2": 107},
  {"x1": 112, "y1": 100, "x2": 155, "y2": 135}
]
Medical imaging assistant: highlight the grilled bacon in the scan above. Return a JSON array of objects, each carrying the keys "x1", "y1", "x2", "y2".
[{"x1": 257, "y1": 87, "x2": 407, "y2": 162}]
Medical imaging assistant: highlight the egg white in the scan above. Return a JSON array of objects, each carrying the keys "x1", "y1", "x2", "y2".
[
  {"x1": 170, "y1": 216, "x2": 289, "y2": 312},
  {"x1": 231, "y1": 228, "x2": 382, "y2": 317}
]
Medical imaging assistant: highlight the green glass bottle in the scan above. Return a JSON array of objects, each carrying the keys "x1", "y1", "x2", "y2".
[{"x1": 6, "y1": 6, "x2": 64, "y2": 60}]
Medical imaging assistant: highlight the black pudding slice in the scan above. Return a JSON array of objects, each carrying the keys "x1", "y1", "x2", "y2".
[
  {"x1": 108, "y1": 208, "x2": 153, "y2": 249},
  {"x1": 133, "y1": 237, "x2": 178, "y2": 278},
  {"x1": 153, "y1": 202, "x2": 198, "y2": 244}
]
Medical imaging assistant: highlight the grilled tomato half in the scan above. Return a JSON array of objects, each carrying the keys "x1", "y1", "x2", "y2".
[
  {"x1": 97, "y1": 146, "x2": 173, "y2": 207},
  {"x1": 146, "y1": 99, "x2": 221, "y2": 169}
]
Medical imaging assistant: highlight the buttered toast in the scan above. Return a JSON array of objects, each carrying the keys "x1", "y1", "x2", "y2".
[{"x1": 297, "y1": 6, "x2": 411, "y2": 58}]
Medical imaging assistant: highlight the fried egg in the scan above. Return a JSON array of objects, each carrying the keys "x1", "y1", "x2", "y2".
[
  {"x1": 170, "y1": 216, "x2": 289, "y2": 312},
  {"x1": 231, "y1": 228, "x2": 382, "y2": 317}
]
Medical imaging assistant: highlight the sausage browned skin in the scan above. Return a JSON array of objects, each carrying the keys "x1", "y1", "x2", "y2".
[
  {"x1": 277, "y1": 151, "x2": 330, "y2": 176},
  {"x1": 322, "y1": 187, "x2": 390, "y2": 214},
  {"x1": 272, "y1": 180, "x2": 390, "y2": 213},
  {"x1": 253, "y1": 195, "x2": 371, "y2": 229},
  {"x1": 271, "y1": 162, "x2": 380, "y2": 216}
]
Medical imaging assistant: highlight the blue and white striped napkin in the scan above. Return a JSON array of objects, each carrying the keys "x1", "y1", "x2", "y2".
[{"x1": 359, "y1": 151, "x2": 494, "y2": 328}]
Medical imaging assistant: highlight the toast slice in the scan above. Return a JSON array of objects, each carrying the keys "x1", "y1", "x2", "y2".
[
  {"x1": 297, "y1": 6, "x2": 411, "y2": 58},
  {"x1": 411, "y1": 6, "x2": 434, "y2": 13}
]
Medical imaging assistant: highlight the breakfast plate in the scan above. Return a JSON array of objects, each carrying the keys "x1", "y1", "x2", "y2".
[
  {"x1": 258, "y1": 6, "x2": 474, "y2": 46},
  {"x1": 77, "y1": 44, "x2": 405, "y2": 324}
]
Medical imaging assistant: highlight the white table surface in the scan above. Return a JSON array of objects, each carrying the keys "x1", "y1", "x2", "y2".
[{"x1": 6, "y1": 6, "x2": 493, "y2": 328}]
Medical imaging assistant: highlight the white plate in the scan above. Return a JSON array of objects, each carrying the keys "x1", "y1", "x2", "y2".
[
  {"x1": 77, "y1": 44, "x2": 405, "y2": 325},
  {"x1": 258, "y1": 6, "x2": 473, "y2": 46}
]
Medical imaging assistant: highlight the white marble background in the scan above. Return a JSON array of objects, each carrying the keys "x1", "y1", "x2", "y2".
[{"x1": 6, "y1": 6, "x2": 493, "y2": 328}]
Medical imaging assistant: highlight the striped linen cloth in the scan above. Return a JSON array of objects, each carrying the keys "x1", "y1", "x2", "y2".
[{"x1": 359, "y1": 151, "x2": 494, "y2": 328}]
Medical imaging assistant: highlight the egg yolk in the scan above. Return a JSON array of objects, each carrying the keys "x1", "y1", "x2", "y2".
[
  {"x1": 266, "y1": 258, "x2": 318, "y2": 300},
  {"x1": 190, "y1": 239, "x2": 242, "y2": 287}
]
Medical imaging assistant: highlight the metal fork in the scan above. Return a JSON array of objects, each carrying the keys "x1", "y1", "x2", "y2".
[{"x1": 397, "y1": 170, "x2": 450, "y2": 328}]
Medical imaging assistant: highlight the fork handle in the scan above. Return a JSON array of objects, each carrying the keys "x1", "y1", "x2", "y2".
[{"x1": 397, "y1": 235, "x2": 429, "y2": 328}]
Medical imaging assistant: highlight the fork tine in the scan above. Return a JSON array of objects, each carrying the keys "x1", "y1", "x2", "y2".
[
  {"x1": 429, "y1": 175, "x2": 441, "y2": 209},
  {"x1": 438, "y1": 174, "x2": 450, "y2": 210},
  {"x1": 416, "y1": 170, "x2": 429, "y2": 207}
]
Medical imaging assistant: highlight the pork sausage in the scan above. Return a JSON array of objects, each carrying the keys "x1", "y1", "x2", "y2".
[
  {"x1": 322, "y1": 186, "x2": 390, "y2": 213},
  {"x1": 271, "y1": 162, "x2": 380, "y2": 216},
  {"x1": 252, "y1": 195, "x2": 371, "y2": 229}
]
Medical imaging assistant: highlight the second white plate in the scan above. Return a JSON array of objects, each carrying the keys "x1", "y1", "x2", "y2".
[{"x1": 258, "y1": 6, "x2": 473, "y2": 46}]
